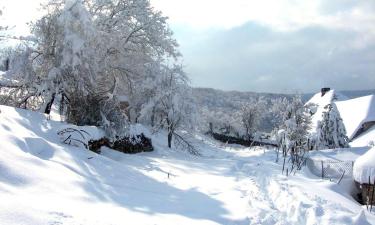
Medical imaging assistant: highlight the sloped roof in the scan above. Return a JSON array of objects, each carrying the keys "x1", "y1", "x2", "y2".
[
  {"x1": 350, "y1": 125, "x2": 375, "y2": 147},
  {"x1": 306, "y1": 90, "x2": 348, "y2": 132},
  {"x1": 335, "y1": 95, "x2": 375, "y2": 140}
]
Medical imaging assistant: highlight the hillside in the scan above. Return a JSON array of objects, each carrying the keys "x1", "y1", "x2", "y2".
[
  {"x1": 192, "y1": 88, "x2": 291, "y2": 133},
  {"x1": 192, "y1": 87, "x2": 375, "y2": 134},
  {"x1": 0, "y1": 105, "x2": 374, "y2": 225}
]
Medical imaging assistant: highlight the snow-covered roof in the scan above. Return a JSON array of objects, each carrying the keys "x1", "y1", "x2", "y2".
[
  {"x1": 306, "y1": 89, "x2": 347, "y2": 107},
  {"x1": 306, "y1": 90, "x2": 348, "y2": 132},
  {"x1": 335, "y1": 95, "x2": 375, "y2": 140},
  {"x1": 350, "y1": 125, "x2": 375, "y2": 147},
  {"x1": 353, "y1": 147, "x2": 375, "y2": 183}
]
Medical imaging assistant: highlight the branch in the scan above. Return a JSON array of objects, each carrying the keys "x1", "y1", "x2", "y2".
[{"x1": 173, "y1": 132, "x2": 200, "y2": 156}]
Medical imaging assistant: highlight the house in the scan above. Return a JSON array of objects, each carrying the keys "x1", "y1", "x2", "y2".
[
  {"x1": 336, "y1": 95, "x2": 375, "y2": 141},
  {"x1": 306, "y1": 88, "x2": 375, "y2": 147},
  {"x1": 306, "y1": 88, "x2": 348, "y2": 135}
]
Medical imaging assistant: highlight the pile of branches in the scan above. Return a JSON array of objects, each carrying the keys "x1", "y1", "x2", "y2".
[{"x1": 88, "y1": 134, "x2": 153, "y2": 154}]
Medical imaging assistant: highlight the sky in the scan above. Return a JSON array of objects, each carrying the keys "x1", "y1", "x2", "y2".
[
  {"x1": 1, "y1": 0, "x2": 375, "y2": 93},
  {"x1": 150, "y1": 0, "x2": 375, "y2": 93}
]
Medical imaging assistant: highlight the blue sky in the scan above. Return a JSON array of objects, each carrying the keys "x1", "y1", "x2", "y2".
[{"x1": 1, "y1": 0, "x2": 375, "y2": 93}]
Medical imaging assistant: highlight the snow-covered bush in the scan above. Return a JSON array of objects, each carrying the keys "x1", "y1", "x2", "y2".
[{"x1": 353, "y1": 147, "x2": 375, "y2": 184}]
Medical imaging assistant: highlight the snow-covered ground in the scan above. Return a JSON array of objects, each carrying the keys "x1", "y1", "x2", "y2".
[
  {"x1": 0, "y1": 105, "x2": 374, "y2": 225},
  {"x1": 308, "y1": 147, "x2": 371, "y2": 161}
]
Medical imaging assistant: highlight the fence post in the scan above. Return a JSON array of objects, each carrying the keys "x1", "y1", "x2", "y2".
[{"x1": 321, "y1": 161, "x2": 324, "y2": 179}]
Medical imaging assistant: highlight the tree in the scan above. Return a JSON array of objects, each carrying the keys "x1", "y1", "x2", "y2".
[
  {"x1": 315, "y1": 104, "x2": 349, "y2": 149},
  {"x1": 277, "y1": 95, "x2": 311, "y2": 165},
  {"x1": 140, "y1": 64, "x2": 195, "y2": 149},
  {"x1": 0, "y1": 9, "x2": 8, "y2": 36},
  {"x1": 240, "y1": 98, "x2": 266, "y2": 141},
  {"x1": 270, "y1": 97, "x2": 290, "y2": 128},
  {"x1": 0, "y1": 0, "x2": 182, "y2": 140}
]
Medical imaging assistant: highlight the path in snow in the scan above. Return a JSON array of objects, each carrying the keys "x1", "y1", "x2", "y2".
[{"x1": 103, "y1": 139, "x2": 374, "y2": 225}]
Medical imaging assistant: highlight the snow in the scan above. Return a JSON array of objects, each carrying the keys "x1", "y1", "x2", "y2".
[
  {"x1": 306, "y1": 89, "x2": 347, "y2": 133},
  {"x1": 117, "y1": 95, "x2": 129, "y2": 102},
  {"x1": 351, "y1": 125, "x2": 375, "y2": 147},
  {"x1": 308, "y1": 147, "x2": 371, "y2": 162},
  {"x1": 306, "y1": 90, "x2": 375, "y2": 146},
  {"x1": 353, "y1": 147, "x2": 375, "y2": 184},
  {"x1": 0, "y1": 104, "x2": 375, "y2": 225},
  {"x1": 336, "y1": 95, "x2": 375, "y2": 140}
]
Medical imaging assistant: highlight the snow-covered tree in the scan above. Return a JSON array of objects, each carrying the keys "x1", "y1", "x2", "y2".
[
  {"x1": 270, "y1": 97, "x2": 290, "y2": 128},
  {"x1": 314, "y1": 104, "x2": 349, "y2": 149},
  {"x1": 277, "y1": 95, "x2": 311, "y2": 164},
  {"x1": 140, "y1": 64, "x2": 195, "y2": 148},
  {"x1": 241, "y1": 98, "x2": 266, "y2": 141},
  {"x1": 0, "y1": 0, "x2": 182, "y2": 139},
  {"x1": 0, "y1": 9, "x2": 8, "y2": 37}
]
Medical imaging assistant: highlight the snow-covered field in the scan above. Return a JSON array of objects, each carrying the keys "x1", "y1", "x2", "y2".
[{"x1": 0, "y1": 105, "x2": 374, "y2": 225}]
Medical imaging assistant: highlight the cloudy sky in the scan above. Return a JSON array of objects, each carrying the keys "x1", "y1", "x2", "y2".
[
  {"x1": 151, "y1": 0, "x2": 375, "y2": 93},
  {"x1": 1, "y1": 0, "x2": 375, "y2": 93}
]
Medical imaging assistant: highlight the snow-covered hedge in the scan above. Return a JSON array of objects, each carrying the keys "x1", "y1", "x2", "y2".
[{"x1": 353, "y1": 147, "x2": 375, "y2": 184}]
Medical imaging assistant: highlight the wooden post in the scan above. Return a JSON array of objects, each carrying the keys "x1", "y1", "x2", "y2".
[{"x1": 368, "y1": 176, "x2": 371, "y2": 210}]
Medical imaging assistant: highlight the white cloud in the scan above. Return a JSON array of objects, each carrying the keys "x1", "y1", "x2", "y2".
[{"x1": 151, "y1": 0, "x2": 375, "y2": 33}]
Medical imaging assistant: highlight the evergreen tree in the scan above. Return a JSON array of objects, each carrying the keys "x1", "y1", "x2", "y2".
[{"x1": 315, "y1": 104, "x2": 349, "y2": 149}]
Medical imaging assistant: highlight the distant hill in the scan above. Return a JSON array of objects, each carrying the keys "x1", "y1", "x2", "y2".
[
  {"x1": 193, "y1": 87, "x2": 375, "y2": 133},
  {"x1": 302, "y1": 89, "x2": 375, "y2": 102},
  {"x1": 194, "y1": 87, "x2": 375, "y2": 105}
]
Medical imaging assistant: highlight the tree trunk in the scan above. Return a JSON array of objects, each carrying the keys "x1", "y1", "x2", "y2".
[
  {"x1": 44, "y1": 93, "x2": 56, "y2": 114},
  {"x1": 4, "y1": 58, "x2": 9, "y2": 71},
  {"x1": 168, "y1": 131, "x2": 173, "y2": 148},
  {"x1": 209, "y1": 122, "x2": 213, "y2": 134},
  {"x1": 151, "y1": 106, "x2": 156, "y2": 127}
]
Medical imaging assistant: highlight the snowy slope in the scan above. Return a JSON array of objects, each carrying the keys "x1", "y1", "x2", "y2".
[
  {"x1": 0, "y1": 105, "x2": 374, "y2": 225},
  {"x1": 336, "y1": 95, "x2": 375, "y2": 140}
]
